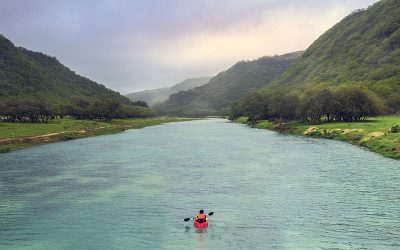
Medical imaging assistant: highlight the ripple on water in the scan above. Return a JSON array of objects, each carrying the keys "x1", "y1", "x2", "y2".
[{"x1": 0, "y1": 119, "x2": 399, "y2": 249}]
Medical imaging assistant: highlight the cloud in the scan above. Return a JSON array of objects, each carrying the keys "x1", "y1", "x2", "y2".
[{"x1": 0, "y1": 0, "x2": 379, "y2": 93}]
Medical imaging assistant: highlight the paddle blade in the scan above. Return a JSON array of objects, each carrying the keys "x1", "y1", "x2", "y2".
[
  {"x1": 208, "y1": 212, "x2": 214, "y2": 216},
  {"x1": 184, "y1": 218, "x2": 190, "y2": 222}
]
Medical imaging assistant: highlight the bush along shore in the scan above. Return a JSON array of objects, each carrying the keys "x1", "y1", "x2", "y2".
[
  {"x1": 234, "y1": 116, "x2": 400, "y2": 160},
  {"x1": 0, "y1": 117, "x2": 191, "y2": 153}
]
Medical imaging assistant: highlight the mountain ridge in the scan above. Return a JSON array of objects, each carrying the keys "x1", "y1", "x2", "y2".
[
  {"x1": 0, "y1": 34, "x2": 132, "y2": 105},
  {"x1": 271, "y1": 0, "x2": 400, "y2": 87},
  {"x1": 125, "y1": 76, "x2": 212, "y2": 106},
  {"x1": 156, "y1": 51, "x2": 302, "y2": 116}
]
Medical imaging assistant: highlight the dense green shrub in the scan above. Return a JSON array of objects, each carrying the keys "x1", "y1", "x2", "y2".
[
  {"x1": 230, "y1": 84, "x2": 383, "y2": 123},
  {"x1": 0, "y1": 99, "x2": 154, "y2": 123},
  {"x1": 391, "y1": 125, "x2": 400, "y2": 133}
]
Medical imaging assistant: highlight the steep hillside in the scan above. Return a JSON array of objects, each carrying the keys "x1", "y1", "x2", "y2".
[
  {"x1": 273, "y1": 0, "x2": 400, "y2": 87},
  {"x1": 126, "y1": 76, "x2": 212, "y2": 106},
  {"x1": 156, "y1": 52, "x2": 301, "y2": 116},
  {"x1": 0, "y1": 34, "x2": 132, "y2": 105}
]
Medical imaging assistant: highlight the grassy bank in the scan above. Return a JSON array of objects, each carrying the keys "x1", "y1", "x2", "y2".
[
  {"x1": 235, "y1": 116, "x2": 400, "y2": 160},
  {"x1": 0, "y1": 117, "x2": 191, "y2": 153}
]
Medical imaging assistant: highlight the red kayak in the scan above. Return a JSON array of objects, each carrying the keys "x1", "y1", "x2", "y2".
[{"x1": 193, "y1": 218, "x2": 208, "y2": 228}]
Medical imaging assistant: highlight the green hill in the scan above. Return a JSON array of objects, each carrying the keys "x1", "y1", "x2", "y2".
[
  {"x1": 156, "y1": 52, "x2": 301, "y2": 116},
  {"x1": 231, "y1": 0, "x2": 400, "y2": 122},
  {"x1": 126, "y1": 76, "x2": 212, "y2": 106},
  {"x1": 273, "y1": 0, "x2": 400, "y2": 91},
  {"x1": 0, "y1": 34, "x2": 132, "y2": 105}
]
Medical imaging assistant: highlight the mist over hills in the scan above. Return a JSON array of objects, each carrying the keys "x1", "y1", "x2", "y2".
[
  {"x1": 156, "y1": 52, "x2": 302, "y2": 116},
  {"x1": 126, "y1": 76, "x2": 212, "y2": 106}
]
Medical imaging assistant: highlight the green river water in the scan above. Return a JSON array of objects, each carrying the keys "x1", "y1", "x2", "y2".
[{"x1": 0, "y1": 119, "x2": 399, "y2": 249}]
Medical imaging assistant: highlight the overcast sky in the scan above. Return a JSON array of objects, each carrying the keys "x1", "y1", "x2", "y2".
[{"x1": 0, "y1": 0, "x2": 379, "y2": 93}]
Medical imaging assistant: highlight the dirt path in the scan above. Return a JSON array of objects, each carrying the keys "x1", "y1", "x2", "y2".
[{"x1": 0, "y1": 130, "x2": 89, "y2": 145}]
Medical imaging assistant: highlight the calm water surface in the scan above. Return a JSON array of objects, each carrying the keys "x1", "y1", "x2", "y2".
[{"x1": 0, "y1": 119, "x2": 399, "y2": 249}]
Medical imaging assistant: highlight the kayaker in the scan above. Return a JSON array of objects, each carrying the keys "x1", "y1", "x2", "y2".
[{"x1": 195, "y1": 210, "x2": 207, "y2": 223}]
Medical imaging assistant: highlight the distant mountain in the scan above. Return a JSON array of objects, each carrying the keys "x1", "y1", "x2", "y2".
[
  {"x1": 125, "y1": 76, "x2": 212, "y2": 106},
  {"x1": 156, "y1": 52, "x2": 302, "y2": 116},
  {"x1": 0, "y1": 34, "x2": 132, "y2": 105},
  {"x1": 272, "y1": 0, "x2": 400, "y2": 88}
]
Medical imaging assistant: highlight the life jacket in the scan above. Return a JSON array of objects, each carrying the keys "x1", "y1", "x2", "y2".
[{"x1": 196, "y1": 213, "x2": 206, "y2": 223}]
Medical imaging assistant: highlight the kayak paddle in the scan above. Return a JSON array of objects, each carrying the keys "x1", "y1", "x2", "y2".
[{"x1": 184, "y1": 212, "x2": 214, "y2": 222}]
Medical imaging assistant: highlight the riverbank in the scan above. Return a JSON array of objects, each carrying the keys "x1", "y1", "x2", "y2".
[
  {"x1": 235, "y1": 116, "x2": 400, "y2": 160},
  {"x1": 0, "y1": 117, "x2": 191, "y2": 153}
]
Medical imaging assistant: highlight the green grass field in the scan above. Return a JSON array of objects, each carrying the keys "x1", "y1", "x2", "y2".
[
  {"x1": 236, "y1": 116, "x2": 400, "y2": 160},
  {"x1": 0, "y1": 117, "x2": 190, "y2": 153},
  {"x1": 290, "y1": 116, "x2": 400, "y2": 135}
]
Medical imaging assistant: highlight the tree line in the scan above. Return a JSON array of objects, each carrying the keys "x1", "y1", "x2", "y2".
[
  {"x1": 0, "y1": 98, "x2": 153, "y2": 123},
  {"x1": 230, "y1": 84, "x2": 386, "y2": 124}
]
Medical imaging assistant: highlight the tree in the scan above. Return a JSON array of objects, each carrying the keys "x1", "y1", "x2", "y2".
[
  {"x1": 331, "y1": 85, "x2": 382, "y2": 121},
  {"x1": 298, "y1": 86, "x2": 335, "y2": 123},
  {"x1": 385, "y1": 91, "x2": 400, "y2": 114},
  {"x1": 268, "y1": 89, "x2": 300, "y2": 121}
]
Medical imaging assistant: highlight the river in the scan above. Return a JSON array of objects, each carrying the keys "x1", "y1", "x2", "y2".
[{"x1": 0, "y1": 119, "x2": 399, "y2": 249}]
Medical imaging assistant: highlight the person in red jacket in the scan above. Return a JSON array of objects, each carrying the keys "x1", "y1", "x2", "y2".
[{"x1": 195, "y1": 210, "x2": 207, "y2": 223}]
